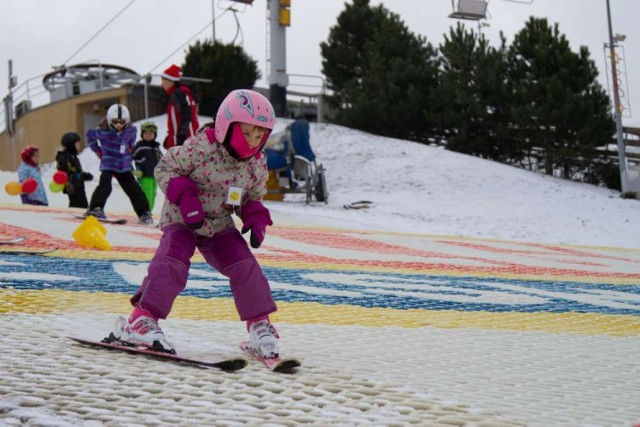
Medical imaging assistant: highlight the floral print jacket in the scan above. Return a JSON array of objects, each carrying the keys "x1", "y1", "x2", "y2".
[{"x1": 155, "y1": 123, "x2": 268, "y2": 236}]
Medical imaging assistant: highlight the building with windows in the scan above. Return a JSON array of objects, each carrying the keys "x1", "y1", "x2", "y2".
[{"x1": 0, "y1": 63, "x2": 165, "y2": 171}]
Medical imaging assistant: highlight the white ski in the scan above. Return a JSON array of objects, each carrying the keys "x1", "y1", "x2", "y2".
[{"x1": 0, "y1": 236, "x2": 26, "y2": 245}]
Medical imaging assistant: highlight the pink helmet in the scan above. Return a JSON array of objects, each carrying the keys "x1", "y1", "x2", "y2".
[{"x1": 214, "y1": 89, "x2": 276, "y2": 144}]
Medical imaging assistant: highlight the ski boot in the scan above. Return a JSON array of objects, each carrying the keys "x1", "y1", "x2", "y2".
[
  {"x1": 248, "y1": 319, "x2": 280, "y2": 359},
  {"x1": 85, "y1": 207, "x2": 107, "y2": 219},
  {"x1": 138, "y1": 211, "x2": 154, "y2": 225},
  {"x1": 111, "y1": 315, "x2": 175, "y2": 354}
]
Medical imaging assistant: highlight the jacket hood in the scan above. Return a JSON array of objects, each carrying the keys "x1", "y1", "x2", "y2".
[{"x1": 20, "y1": 145, "x2": 39, "y2": 166}]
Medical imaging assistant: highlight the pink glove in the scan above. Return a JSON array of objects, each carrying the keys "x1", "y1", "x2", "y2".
[
  {"x1": 240, "y1": 200, "x2": 273, "y2": 248},
  {"x1": 166, "y1": 176, "x2": 204, "y2": 229}
]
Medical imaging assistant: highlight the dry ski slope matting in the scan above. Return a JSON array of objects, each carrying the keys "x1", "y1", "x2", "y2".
[{"x1": 0, "y1": 204, "x2": 639, "y2": 426}]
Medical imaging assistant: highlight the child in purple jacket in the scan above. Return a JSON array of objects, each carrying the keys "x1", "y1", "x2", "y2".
[{"x1": 85, "y1": 104, "x2": 153, "y2": 224}]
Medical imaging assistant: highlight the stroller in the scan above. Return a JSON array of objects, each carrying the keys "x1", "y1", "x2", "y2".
[{"x1": 265, "y1": 122, "x2": 328, "y2": 204}]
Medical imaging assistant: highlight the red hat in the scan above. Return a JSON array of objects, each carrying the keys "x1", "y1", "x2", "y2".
[
  {"x1": 161, "y1": 64, "x2": 182, "y2": 82},
  {"x1": 20, "y1": 145, "x2": 39, "y2": 167}
]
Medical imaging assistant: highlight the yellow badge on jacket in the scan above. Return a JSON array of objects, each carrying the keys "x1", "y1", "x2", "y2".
[{"x1": 226, "y1": 186, "x2": 243, "y2": 206}]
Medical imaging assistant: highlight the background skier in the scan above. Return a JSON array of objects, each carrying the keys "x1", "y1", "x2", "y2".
[{"x1": 85, "y1": 104, "x2": 153, "y2": 224}]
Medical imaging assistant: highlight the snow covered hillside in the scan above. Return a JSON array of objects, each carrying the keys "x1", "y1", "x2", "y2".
[
  {"x1": 2, "y1": 116, "x2": 639, "y2": 249},
  {"x1": 1, "y1": 116, "x2": 639, "y2": 427}
]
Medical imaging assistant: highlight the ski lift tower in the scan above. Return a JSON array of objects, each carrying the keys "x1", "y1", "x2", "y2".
[
  {"x1": 605, "y1": 0, "x2": 636, "y2": 195},
  {"x1": 267, "y1": 0, "x2": 290, "y2": 117}
]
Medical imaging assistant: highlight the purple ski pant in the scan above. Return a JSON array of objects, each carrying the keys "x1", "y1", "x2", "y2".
[{"x1": 130, "y1": 223, "x2": 277, "y2": 321}]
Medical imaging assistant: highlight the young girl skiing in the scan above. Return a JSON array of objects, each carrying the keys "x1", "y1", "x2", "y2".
[
  {"x1": 85, "y1": 104, "x2": 153, "y2": 224},
  {"x1": 112, "y1": 89, "x2": 280, "y2": 359},
  {"x1": 56, "y1": 132, "x2": 93, "y2": 208},
  {"x1": 17, "y1": 145, "x2": 48, "y2": 206},
  {"x1": 132, "y1": 122, "x2": 163, "y2": 211}
]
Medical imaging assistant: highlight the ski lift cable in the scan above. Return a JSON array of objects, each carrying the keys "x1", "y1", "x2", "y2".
[
  {"x1": 61, "y1": 0, "x2": 137, "y2": 66},
  {"x1": 230, "y1": 9, "x2": 244, "y2": 46},
  {"x1": 146, "y1": 8, "x2": 231, "y2": 75}
]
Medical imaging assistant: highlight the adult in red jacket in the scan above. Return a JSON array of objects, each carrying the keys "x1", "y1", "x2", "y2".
[{"x1": 160, "y1": 64, "x2": 200, "y2": 149}]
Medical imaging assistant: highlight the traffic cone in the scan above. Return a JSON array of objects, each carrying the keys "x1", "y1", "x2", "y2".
[{"x1": 72, "y1": 215, "x2": 112, "y2": 250}]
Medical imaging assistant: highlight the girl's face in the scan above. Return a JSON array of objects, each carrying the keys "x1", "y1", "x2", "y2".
[
  {"x1": 75, "y1": 141, "x2": 82, "y2": 151},
  {"x1": 30, "y1": 150, "x2": 40, "y2": 164},
  {"x1": 239, "y1": 123, "x2": 268, "y2": 149},
  {"x1": 111, "y1": 120, "x2": 125, "y2": 131},
  {"x1": 228, "y1": 122, "x2": 270, "y2": 160}
]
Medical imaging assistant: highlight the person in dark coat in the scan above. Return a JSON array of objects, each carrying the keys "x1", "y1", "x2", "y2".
[
  {"x1": 132, "y1": 122, "x2": 163, "y2": 211},
  {"x1": 56, "y1": 132, "x2": 93, "y2": 208},
  {"x1": 290, "y1": 115, "x2": 315, "y2": 162}
]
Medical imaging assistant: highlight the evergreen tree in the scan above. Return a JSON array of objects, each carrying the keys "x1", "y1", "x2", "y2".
[
  {"x1": 320, "y1": 0, "x2": 439, "y2": 141},
  {"x1": 507, "y1": 17, "x2": 614, "y2": 177},
  {"x1": 320, "y1": 0, "x2": 388, "y2": 113},
  {"x1": 341, "y1": 14, "x2": 439, "y2": 140},
  {"x1": 182, "y1": 40, "x2": 260, "y2": 117},
  {"x1": 438, "y1": 24, "x2": 515, "y2": 161}
]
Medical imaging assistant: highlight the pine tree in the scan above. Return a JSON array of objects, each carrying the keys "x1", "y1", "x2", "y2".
[
  {"x1": 507, "y1": 17, "x2": 614, "y2": 177},
  {"x1": 182, "y1": 40, "x2": 260, "y2": 117},
  {"x1": 320, "y1": 0, "x2": 439, "y2": 141},
  {"x1": 438, "y1": 24, "x2": 515, "y2": 161},
  {"x1": 320, "y1": 0, "x2": 388, "y2": 113}
]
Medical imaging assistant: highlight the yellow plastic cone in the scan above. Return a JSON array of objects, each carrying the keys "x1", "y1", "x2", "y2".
[{"x1": 72, "y1": 215, "x2": 112, "y2": 251}]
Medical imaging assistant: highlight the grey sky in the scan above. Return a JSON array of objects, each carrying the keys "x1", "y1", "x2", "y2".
[{"x1": 1, "y1": 0, "x2": 638, "y2": 125}]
